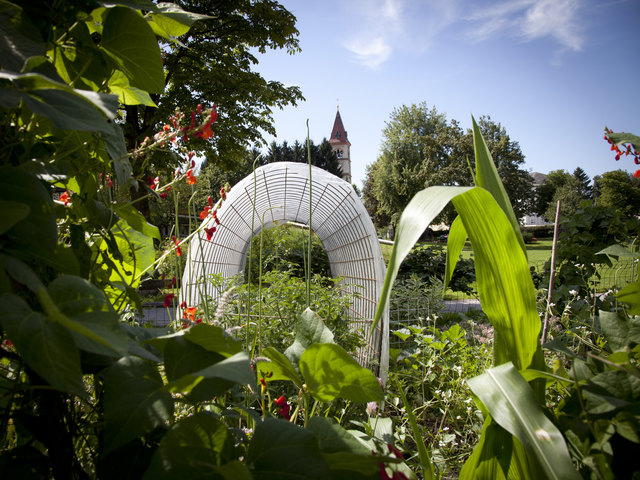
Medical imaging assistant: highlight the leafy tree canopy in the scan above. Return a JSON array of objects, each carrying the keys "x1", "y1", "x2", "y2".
[
  {"x1": 364, "y1": 102, "x2": 533, "y2": 226},
  {"x1": 594, "y1": 169, "x2": 640, "y2": 217}
]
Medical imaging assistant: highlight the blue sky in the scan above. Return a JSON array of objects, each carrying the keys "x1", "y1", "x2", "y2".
[{"x1": 254, "y1": 0, "x2": 640, "y2": 189}]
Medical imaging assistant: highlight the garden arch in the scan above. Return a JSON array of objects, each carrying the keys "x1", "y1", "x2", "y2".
[{"x1": 181, "y1": 162, "x2": 389, "y2": 379}]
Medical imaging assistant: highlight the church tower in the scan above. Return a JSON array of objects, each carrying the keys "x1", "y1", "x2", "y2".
[{"x1": 329, "y1": 108, "x2": 351, "y2": 183}]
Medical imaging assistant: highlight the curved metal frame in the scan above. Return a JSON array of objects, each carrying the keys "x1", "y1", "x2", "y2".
[{"x1": 180, "y1": 162, "x2": 389, "y2": 379}]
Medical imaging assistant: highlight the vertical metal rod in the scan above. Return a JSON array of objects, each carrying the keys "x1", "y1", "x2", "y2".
[{"x1": 541, "y1": 200, "x2": 561, "y2": 345}]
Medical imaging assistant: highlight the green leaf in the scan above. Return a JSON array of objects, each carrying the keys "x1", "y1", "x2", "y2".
[
  {"x1": 108, "y1": 70, "x2": 157, "y2": 106},
  {"x1": 258, "y1": 346, "x2": 303, "y2": 387},
  {"x1": 0, "y1": 166, "x2": 56, "y2": 256},
  {"x1": 0, "y1": 254, "x2": 43, "y2": 292},
  {"x1": 147, "y1": 4, "x2": 211, "y2": 40},
  {"x1": 0, "y1": 1, "x2": 45, "y2": 71},
  {"x1": 616, "y1": 282, "x2": 640, "y2": 315},
  {"x1": 1, "y1": 71, "x2": 119, "y2": 133},
  {"x1": 143, "y1": 412, "x2": 242, "y2": 480},
  {"x1": 306, "y1": 418, "x2": 384, "y2": 476},
  {"x1": 285, "y1": 308, "x2": 334, "y2": 369},
  {"x1": 468, "y1": 363, "x2": 580, "y2": 480},
  {"x1": 444, "y1": 215, "x2": 467, "y2": 292},
  {"x1": 607, "y1": 131, "x2": 640, "y2": 151},
  {"x1": 451, "y1": 188, "x2": 540, "y2": 369},
  {"x1": 300, "y1": 343, "x2": 384, "y2": 403},
  {"x1": 395, "y1": 378, "x2": 435, "y2": 479},
  {"x1": 374, "y1": 185, "x2": 473, "y2": 332},
  {"x1": 183, "y1": 323, "x2": 242, "y2": 357},
  {"x1": 113, "y1": 203, "x2": 160, "y2": 240},
  {"x1": 0, "y1": 201, "x2": 29, "y2": 234},
  {"x1": 472, "y1": 115, "x2": 526, "y2": 256},
  {"x1": 460, "y1": 418, "x2": 537, "y2": 480},
  {"x1": 101, "y1": 7, "x2": 164, "y2": 93},
  {"x1": 48, "y1": 275, "x2": 112, "y2": 316},
  {"x1": 374, "y1": 186, "x2": 540, "y2": 371},
  {"x1": 104, "y1": 356, "x2": 173, "y2": 453},
  {"x1": 165, "y1": 351, "x2": 255, "y2": 397},
  {"x1": 247, "y1": 418, "x2": 330, "y2": 480},
  {"x1": 597, "y1": 244, "x2": 640, "y2": 259},
  {"x1": 0, "y1": 293, "x2": 85, "y2": 396},
  {"x1": 598, "y1": 310, "x2": 638, "y2": 350}
]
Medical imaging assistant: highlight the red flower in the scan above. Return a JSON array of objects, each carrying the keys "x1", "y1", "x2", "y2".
[
  {"x1": 199, "y1": 206, "x2": 211, "y2": 220},
  {"x1": 186, "y1": 169, "x2": 197, "y2": 185},
  {"x1": 183, "y1": 306, "x2": 197, "y2": 321},
  {"x1": 172, "y1": 236, "x2": 182, "y2": 256},
  {"x1": 208, "y1": 195, "x2": 214, "y2": 207},
  {"x1": 163, "y1": 293, "x2": 175, "y2": 308},
  {"x1": 169, "y1": 276, "x2": 176, "y2": 288},
  {"x1": 180, "y1": 301, "x2": 187, "y2": 309},
  {"x1": 201, "y1": 126, "x2": 213, "y2": 139},
  {"x1": 212, "y1": 210, "x2": 220, "y2": 225},
  {"x1": 634, "y1": 170, "x2": 640, "y2": 178},
  {"x1": 205, "y1": 226, "x2": 216, "y2": 241},
  {"x1": 220, "y1": 186, "x2": 226, "y2": 201},
  {"x1": 59, "y1": 190, "x2": 70, "y2": 206},
  {"x1": 274, "y1": 396, "x2": 291, "y2": 420}
]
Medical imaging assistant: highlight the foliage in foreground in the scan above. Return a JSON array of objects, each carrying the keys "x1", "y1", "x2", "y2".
[
  {"x1": 374, "y1": 118, "x2": 640, "y2": 479},
  {"x1": 0, "y1": 2, "x2": 411, "y2": 478}
]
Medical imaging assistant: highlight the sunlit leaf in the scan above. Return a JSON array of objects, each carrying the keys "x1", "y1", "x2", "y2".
[
  {"x1": 101, "y1": 7, "x2": 164, "y2": 93},
  {"x1": 300, "y1": 343, "x2": 383, "y2": 403},
  {"x1": 468, "y1": 363, "x2": 580, "y2": 480}
]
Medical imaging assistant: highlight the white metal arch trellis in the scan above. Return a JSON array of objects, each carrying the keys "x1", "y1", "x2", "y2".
[{"x1": 180, "y1": 162, "x2": 389, "y2": 379}]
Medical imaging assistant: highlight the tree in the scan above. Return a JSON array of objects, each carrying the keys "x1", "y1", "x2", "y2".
[
  {"x1": 534, "y1": 170, "x2": 571, "y2": 217},
  {"x1": 462, "y1": 116, "x2": 534, "y2": 220},
  {"x1": 263, "y1": 139, "x2": 343, "y2": 177},
  {"x1": 594, "y1": 169, "x2": 640, "y2": 217},
  {"x1": 573, "y1": 167, "x2": 593, "y2": 199},
  {"x1": 364, "y1": 104, "x2": 533, "y2": 227},
  {"x1": 545, "y1": 178, "x2": 584, "y2": 222},
  {"x1": 123, "y1": 0, "x2": 305, "y2": 217}
]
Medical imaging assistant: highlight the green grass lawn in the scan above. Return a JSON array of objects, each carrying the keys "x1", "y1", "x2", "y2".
[{"x1": 380, "y1": 238, "x2": 553, "y2": 269}]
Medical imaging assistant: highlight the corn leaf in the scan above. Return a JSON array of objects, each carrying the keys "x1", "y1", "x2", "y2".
[{"x1": 467, "y1": 363, "x2": 580, "y2": 480}]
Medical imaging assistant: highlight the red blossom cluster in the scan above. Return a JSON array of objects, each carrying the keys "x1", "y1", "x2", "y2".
[
  {"x1": 604, "y1": 127, "x2": 640, "y2": 177},
  {"x1": 178, "y1": 301, "x2": 202, "y2": 329},
  {"x1": 274, "y1": 395, "x2": 291, "y2": 420},
  {"x1": 199, "y1": 186, "x2": 229, "y2": 242},
  {"x1": 59, "y1": 190, "x2": 70, "y2": 206},
  {"x1": 379, "y1": 444, "x2": 409, "y2": 480}
]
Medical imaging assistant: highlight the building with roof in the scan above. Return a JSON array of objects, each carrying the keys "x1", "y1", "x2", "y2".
[{"x1": 329, "y1": 108, "x2": 351, "y2": 183}]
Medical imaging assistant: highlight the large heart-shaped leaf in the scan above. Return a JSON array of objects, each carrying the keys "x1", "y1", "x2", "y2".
[
  {"x1": 101, "y1": 6, "x2": 164, "y2": 93},
  {"x1": 300, "y1": 343, "x2": 383, "y2": 403},
  {"x1": 103, "y1": 356, "x2": 174, "y2": 453}
]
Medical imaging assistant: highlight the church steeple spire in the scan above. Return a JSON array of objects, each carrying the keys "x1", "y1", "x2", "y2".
[{"x1": 329, "y1": 108, "x2": 351, "y2": 182}]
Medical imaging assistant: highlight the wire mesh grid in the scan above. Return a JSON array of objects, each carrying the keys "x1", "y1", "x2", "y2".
[{"x1": 179, "y1": 162, "x2": 389, "y2": 379}]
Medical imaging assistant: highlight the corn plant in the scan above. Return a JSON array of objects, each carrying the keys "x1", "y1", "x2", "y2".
[{"x1": 374, "y1": 117, "x2": 580, "y2": 479}]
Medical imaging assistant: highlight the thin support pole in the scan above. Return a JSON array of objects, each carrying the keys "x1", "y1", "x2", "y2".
[{"x1": 541, "y1": 200, "x2": 561, "y2": 345}]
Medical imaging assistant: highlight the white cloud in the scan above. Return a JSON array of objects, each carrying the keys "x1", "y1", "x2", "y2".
[
  {"x1": 344, "y1": 37, "x2": 392, "y2": 69},
  {"x1": 342, "y1": 0, "x2": 585, "y2": 69},
  {"x1": 466, "y1": 0, "x2": 585, "y2": 51}
]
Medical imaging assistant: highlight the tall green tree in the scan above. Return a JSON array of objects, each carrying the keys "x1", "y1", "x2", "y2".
[
  {"x1": 264, "y1": 139, "x2": 343, "y2": 177},
  {"x1": 364, "y1": 103, "x2": 533, "y2": 226},
  {"x1": 573, "y1": 166, "x2": 593, "y2": 199},
  {"x1": 124, "y1": 0, "x2": 304, "y2": 216},
  {"x1": 594, "y1": 169, "x2": 640, "y2": 217},
  {"x1": 534, "y1": 169, "x2": 571, "y2": 217},
  {"x1": 462, "y1": 116, "x2": 534, "y2": 219}
]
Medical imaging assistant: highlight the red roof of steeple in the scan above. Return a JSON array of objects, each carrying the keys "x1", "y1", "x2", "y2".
[{"x1": 329, "y1": 110, "x2": 351, "y2": 146}]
